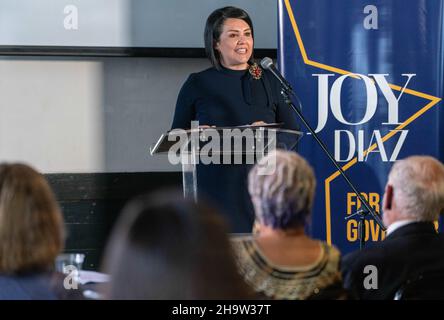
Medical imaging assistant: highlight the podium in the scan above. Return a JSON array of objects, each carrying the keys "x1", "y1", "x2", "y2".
[{"x1": 150, "y1": 124, "x2": 302, "y2": 202}]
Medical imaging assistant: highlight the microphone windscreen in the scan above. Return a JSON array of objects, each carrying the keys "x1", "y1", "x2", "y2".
[{"x1": 260, "y1": 57, "x2": 273, "y2": 69}]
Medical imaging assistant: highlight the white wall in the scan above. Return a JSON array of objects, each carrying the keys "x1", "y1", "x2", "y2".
[
  {"x1": 0, "y1": 57, "x2": 210, "y2": 173},
  {"x1": 0, "y1": 1, "x2": 278, "y2": 173}
]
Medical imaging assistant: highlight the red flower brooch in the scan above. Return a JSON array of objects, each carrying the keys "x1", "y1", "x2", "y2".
[{"x1": 248, "y1": 63, "x2": 263, "y2": 80}]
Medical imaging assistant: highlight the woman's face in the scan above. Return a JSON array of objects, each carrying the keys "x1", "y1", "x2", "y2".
[{"x1": 215, "y1": 18, "x2": 253, "y2": 70}]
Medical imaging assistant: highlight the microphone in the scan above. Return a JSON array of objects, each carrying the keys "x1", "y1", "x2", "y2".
[{"x1": 260, "y1": 57, "x2": 294, "y2": 95}]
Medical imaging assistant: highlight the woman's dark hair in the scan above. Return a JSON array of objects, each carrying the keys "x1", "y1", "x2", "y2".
[
  {"x1": 102, "y1": 190, "x2": 251, "y2": 299},
  {"x1": 204, "y1": 6, "x2": 254, "y2": 69}
]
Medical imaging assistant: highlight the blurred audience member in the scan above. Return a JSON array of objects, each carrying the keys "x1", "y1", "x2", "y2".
[
  {"x1": 102, "y1": 191, "x2": 252, "y2": 299},
  {"x1": 342, "y1": 156, "x2": 444, "y2": 299},
  {"x1": 232, "y1": 150, "x2": 344, "y2": 300},
  {"x1": 0, "y1": 163, "x2": 81, "y2": 300}
]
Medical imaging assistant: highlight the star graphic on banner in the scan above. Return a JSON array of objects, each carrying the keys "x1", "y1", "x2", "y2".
[{"x1": 283, "y1": 0, "x2": 442, "y2": 244}]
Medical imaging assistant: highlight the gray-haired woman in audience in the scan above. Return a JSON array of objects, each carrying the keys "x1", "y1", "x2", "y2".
[{"x1": 232, "y1": 150, "x2": 344, "y2": 299}]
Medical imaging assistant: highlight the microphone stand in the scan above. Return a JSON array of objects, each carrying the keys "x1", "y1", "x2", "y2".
[{"x1": 279, "y1": 86, "x2": 386, "y2": 250}]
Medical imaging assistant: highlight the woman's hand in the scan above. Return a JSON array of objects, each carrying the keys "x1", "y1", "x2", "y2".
[{"x1": 251, "y1": 121, "x2": 267, "y2": 126}]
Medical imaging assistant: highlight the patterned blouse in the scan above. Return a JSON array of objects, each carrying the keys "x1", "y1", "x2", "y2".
[{"x1": 231, "y1": 235, "x2": 342, "y2": 300}]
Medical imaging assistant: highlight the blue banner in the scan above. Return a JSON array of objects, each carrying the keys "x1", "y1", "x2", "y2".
[{"x1": 278, "y1": 0, "x2": 444, "y2": 254}]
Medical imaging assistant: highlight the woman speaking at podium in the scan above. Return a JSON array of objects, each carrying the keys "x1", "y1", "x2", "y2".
[{"x1": 171, "y1": 6, "x2": 299, "y2": 233}]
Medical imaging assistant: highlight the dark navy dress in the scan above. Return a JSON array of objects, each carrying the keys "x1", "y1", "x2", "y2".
[{"x1": 172, "y1": 65, "x2": 299, "y2": 232}]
